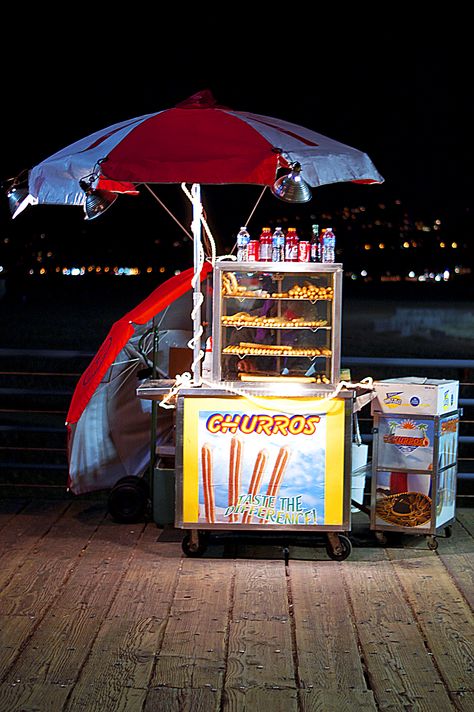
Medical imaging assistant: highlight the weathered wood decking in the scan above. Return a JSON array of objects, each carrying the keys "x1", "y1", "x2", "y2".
[{"x1": 0, "y1": 500, "x2": 472, "y2": 711}]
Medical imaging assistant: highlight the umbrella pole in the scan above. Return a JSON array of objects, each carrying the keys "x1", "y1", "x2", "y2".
[
  {"x1": 191, "y1": 183, "x2": 203, "y2": 386},
  {"x1": 149, "y1": 317, "x2": 159, "y2": 505}
]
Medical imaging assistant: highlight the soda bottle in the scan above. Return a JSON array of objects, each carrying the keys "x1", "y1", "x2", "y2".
[
  {"x1": 236, "y1": 226, "x2": 250, "y2": 262},
  {"x1": 259, "y1": 227, "x2": 272, "y2": 262},
  {"x1": 310, "y1": 224, "x2": 320, "y2": 262},
  {"x1": 322, "y1": 227, "x2": 336, "y2": 263},
  {"x1": 271, "y1": 227, "x2": 285, "y2": 262},
  {"x1": 285, "y1": 227, "x2": 299, "y2": 261}
]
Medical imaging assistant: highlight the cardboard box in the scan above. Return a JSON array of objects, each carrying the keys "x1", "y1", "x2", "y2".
[{"x1": 371, "y1": 377, "x2": 459, "y2": 416}]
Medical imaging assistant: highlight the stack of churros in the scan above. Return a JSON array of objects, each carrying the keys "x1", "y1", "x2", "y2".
[
  {"x1": 201, "y1": 444, "x2": 215, "y2": 523},
  {"x1": 228, "y1": 437, "x2": 242, "y2": 523},
  {"x1": 242, "y1": 449, "x2": 268, "y2": 524},
  {"x1": 223, "y1": 343, "x2": 331, "y2": 357}
]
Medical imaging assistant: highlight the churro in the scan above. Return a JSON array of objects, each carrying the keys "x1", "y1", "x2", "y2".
[
  {"x1": 201, "y1": 444, "x2": 215, "y2": 524},
  {"x1": 228, "y1": 437, "x2": 242, "y2": 523},
  {"x1": 260, "y1": 446, "x2": 291, "y2": 523},
  {"x1": 242, "y1": 449, "x2": 268, "y2": 524},
  {"x1": 268, "y1": 446, "x2": 291, "y2": 497}
]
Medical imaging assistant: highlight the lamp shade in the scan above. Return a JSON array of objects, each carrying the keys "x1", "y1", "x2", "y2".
[
  {"x1": 7, "y1": 185, "x2": 29, "y2": 217},
  {"x1": 271, "y1": 163, "x2": 312, "y2": 203}
]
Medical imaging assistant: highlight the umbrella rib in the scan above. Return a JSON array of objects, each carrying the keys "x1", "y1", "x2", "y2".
[{"x1": 143, "y1": 184, "x2": 194, "y2": 241}]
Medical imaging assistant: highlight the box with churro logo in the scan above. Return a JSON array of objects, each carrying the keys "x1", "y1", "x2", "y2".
[{"x1": 371, "y1": 378, "x2": 459, "y2": 416}]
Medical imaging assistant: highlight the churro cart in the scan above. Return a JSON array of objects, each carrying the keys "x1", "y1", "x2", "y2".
[
  {"x1": 370, "y1": 378, "x2": 460, "y2": 549},
  {"x1": 173, "y1": 262, "x2": 355, "y2": 559}
]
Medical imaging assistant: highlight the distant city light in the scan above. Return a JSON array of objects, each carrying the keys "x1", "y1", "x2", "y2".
[
  {"x1": 174, "y1": 269, "x2": 181, "y2": 275},
  {"x1": 408, "y1": 271, "x2": 415, "y2": 278},
  {"x1": 159, "y1": 267, "x2": 166, "y2": 273},
  {"x1": 62, "y1": 267, "x2": 85, "y2": 276},
  {"x1": 0, "y1": 266, "x2": 3, "y2": 273},
  {"x1": 378, "y1": 243, "x2": 385, "y2": 249},
  {"x1": 146, "y1": 267, "x2": 153, "y2": 273},
  {"x1": 451, "y1": 242, "x2": 458, "y2": 249},
  {"x1": 364, "y1": 244, "x2": 372, "y2": 250},
  {"x1": 403, "y1": 241, "x2": 410, "y2": 248},
  {"x1": 435, "y1": 219, "x2": 441, "y2": 225},
  {"x1": 115, "y1": 267, "x2": 140, "y2": 276},
  {"x1": 440, "y1": 242, "x2": 446, "y2": 248},
  {"x1": 360, "y1": 270, "x2": 368, "y2": 277},
  {"x1": 40, "y1": 268, "x2": 46, "y2": 275},
  {"x1": 443, "y1": 270, "x2": 450, "y2": 280}
]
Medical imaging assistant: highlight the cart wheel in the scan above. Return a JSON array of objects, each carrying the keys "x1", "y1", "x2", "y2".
[
  {"x1": 182, "y1": 532, "x2": 208, "y2": 558},
  {"x1": 444, "y1": 525, "x2": 453, "y2": 538},
  {"x1": 326, "y1": 534, "x2": 352, "y2": 561},
  {"x1": 375, "y1": 531, "x2": 388, "y2": 546},
  {"x1": 108, "y1": 476, "x2": 149, "y2": 523},
  {"x1": 427, "y1": 536, "x2": 439, "y2": 551}
]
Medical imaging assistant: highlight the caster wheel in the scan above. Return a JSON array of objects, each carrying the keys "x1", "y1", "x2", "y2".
[
  {"x1": 108, "y1": 476, "x2": 149, "y2": 523},
  {"x1": 182, "y1": 532, "x2": 208, "y2": 558},
  {"x1": 444, "y1": 526, "x2": 453, "y2": 538},
  {"x1": 375, "y1": 531, "x2": 388, "y2": 546},
  {"x1": 326, "y1": 534, "x2": 352, "y2": 561},
  {"x1": 427, "y1": 536, "x2": 439, "y2": 551}
]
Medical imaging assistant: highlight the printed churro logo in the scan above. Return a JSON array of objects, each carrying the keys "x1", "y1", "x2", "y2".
[
  {"x1": 383, "y1": 391, "x2": 403, "y2": 406},
  {"x1": 206, "y1": 413, "x2": 321, "y2": 436},
  {"x1": 441, "y1": 418, "x2": 459, "y2": 433},
  {"x1": 225, "y1": 494, "x2": 318, "y2": 525},
  {"x1": 384, "y1": 419, "x2": 430, "y2": 452}
]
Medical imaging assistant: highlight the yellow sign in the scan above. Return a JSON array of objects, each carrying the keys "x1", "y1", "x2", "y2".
[{"x1": 182, "y1": 396, "x2": 346, "y2": 527}]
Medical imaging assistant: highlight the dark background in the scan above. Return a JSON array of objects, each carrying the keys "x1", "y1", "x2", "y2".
[{"x1": 1, "y1": 21, "x2": 472, "y2": 329}]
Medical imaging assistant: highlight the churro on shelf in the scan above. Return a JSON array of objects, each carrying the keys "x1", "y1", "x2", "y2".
[
  {"x1": 242, "y1": 449, "x2": 268, "y2": 524},
  {"x1": 201, "y1": 444, "x2": 215, "y2": 524},
  {"x1": 222, "y1": 313, "x2": 328, "y2": 328},
  {"x1": 223, "y1": 343, "x2": 331, "y2": 358},
  {"x1": 228, "y1": 437, "x2": 243, "y2": 523}
]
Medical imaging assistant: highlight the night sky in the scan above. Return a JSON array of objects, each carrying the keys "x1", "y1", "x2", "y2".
[{"x1": 2, "y1": 26, "x2": 471, "y2": 247}]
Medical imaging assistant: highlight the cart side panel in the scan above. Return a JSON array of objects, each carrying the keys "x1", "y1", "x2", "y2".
[{"x1": 176, "y1": 392, "x2": 352, "y2": 532}]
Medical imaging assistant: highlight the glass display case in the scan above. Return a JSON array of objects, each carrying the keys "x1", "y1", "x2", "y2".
[{"x1": 212, "y1": 262, "x2": 343, "y2": 386}]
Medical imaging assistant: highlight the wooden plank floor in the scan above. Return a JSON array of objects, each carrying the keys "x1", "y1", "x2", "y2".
[{"x1": 0, "y1": 501, "x2": 472, "y2": 712}]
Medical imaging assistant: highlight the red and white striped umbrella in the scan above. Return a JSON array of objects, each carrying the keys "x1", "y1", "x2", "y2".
[{"x1": 27, "y1": 90, "x2": 383, "y2": 208}]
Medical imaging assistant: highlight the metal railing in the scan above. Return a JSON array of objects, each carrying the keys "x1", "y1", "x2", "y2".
[{"x1": 0, "y1": 350, "x2": 473, "y2": 497}]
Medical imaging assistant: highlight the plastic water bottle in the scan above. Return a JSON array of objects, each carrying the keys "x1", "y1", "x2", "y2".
[
  {"x1": 322, "y1": 227, "x2": 336, "y2": 263},
  {"x1": 271, "y1": 227, "x2": 285, "y2": 262},
  {"x1": 236, "y1": 227, "x2": 250, "y2": 261}
]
